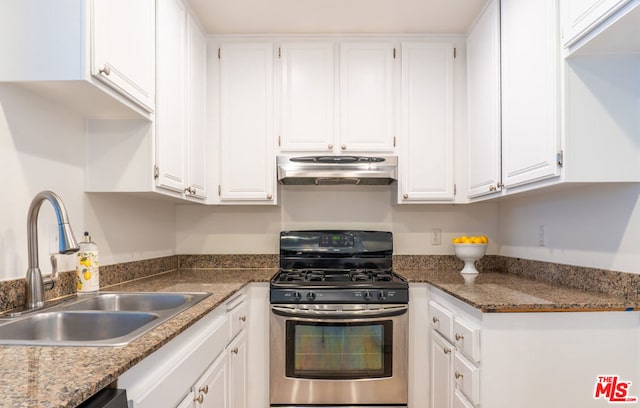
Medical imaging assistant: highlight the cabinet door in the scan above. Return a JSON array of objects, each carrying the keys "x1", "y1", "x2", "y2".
[
  {"x1": 92, "y1": 0, "x2": 155, "y2": 111},
  {"x1": 220, "y1": 42, "x2": 276, "y2": 203},
  {"x1": 399, "y1": 42, "x2": 455, "y2": 202},
  {"x1": 561, "y1": 0, "x2": 631, "y2": 46},
  {"x1": 195, "y1": 353, "x2": 228, "y2": 408},
  {"x1": 155, "y1": 0, "x2": 187, "y2": 193},
  {"x1": 228, "y1": 331, "x2": 247, "y2": 408},
  {"x1": 340, "y1": 42, "x2": 395, "y2": 152},
  {"x1": 279, "y1": 42, "x2": 335, "y2": 152},
  {"x1": 466, "y1": 0, "x2": 502, "y2": 198},
  {"x1": 176, "y1": 391, "x2": 197, "y2": 408},
  {"x1": 501, "y1": 0, "x2": 561, "y2": 189},
  {"x1": 186, "y1": 14, "x2": 208, "y2": 199},
  {"x1": 431, "y1": 331, "x2": 454, "y2": 408}
]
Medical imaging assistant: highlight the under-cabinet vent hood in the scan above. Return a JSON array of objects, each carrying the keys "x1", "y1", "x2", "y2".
[{"x1": 277, "y1": 155, "x2": 398, "y2": 185}]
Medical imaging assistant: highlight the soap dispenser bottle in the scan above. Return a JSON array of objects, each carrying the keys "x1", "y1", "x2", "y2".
[{"x1": 76, "y1": 231, "x2": 99, "y2": 293}]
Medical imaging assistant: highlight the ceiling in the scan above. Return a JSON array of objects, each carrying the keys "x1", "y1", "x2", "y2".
[{"x1": 185, "y1": 0, "x2": 488, "y2": 35}]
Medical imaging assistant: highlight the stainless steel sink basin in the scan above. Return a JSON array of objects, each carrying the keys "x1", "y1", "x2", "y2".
[
  {"x1": 0, "y1": 292, "x2": 211, "y2": 346},
  {"x1": 64, "y1": 292, "x2": 200, "y2": 312}
]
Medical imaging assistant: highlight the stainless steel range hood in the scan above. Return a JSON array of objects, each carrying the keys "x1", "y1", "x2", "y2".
[{"x1": 277, "y1": 156, "x2": 397, "y2": 185}]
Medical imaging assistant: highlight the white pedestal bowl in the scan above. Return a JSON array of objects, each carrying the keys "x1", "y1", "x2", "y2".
[{"x1": 453, "y1": 243, "x2": 487, "y2": 284}]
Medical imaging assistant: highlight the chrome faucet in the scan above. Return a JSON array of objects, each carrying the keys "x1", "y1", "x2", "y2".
[{"x1": 25, "y1": 191, "x2": 79, "y2": 309}]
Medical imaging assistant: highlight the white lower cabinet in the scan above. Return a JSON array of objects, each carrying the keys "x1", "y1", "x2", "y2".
[
  {"x1": 430, "y1": 331, "x2": 454, "y2": 408},
  {"x1": 228, "y1": 331, "x2": 247, "y2": 408},
  {"x1": 429, "y1": 299, "x2": 480, "y2": 408},
  {"x1": 427, "y1": 285, "x2": 640, "y2": 408},
  {"x1": 117, "y1": 289, "x2": 254, "y2": 408}
]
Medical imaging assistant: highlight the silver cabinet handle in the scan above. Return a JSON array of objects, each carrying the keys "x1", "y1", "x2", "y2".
[
  {"x1": 194, "y1": 393, "x2": 204, "y2": 403},
  {"x1": 443, "y1": 347, "x2": 451, "y2": 355},
  {"x1": 231, "y1": 347, "x2": 239, "y2": 354},
  {"x1": 328, "y1": 144, "x2": 333, "y2": 150},
  {"x1": 198, "y1": 385, "x2": 209, "y2": 394},
  {"x1": 455, "y1": 371, "x2": 464, "y2": 379},
  {"x1": 341, "y1": 144, "x2": 347, "y2": 150},
  {"x1": 403, "y1": 193, "x2": 409, "y2": 199},
  {"x1": 99, "y1": 65, "x2": 111, "y2": 76},
  {"x1": 489, "y1": 185, "x2": 497, "y2": 192},
  {"x1": 432, "y1": 316, "x2": 439, "y2": 324},
  {"x1": 267, "y1": 194, "x2": 273, "y2": 200},
  {"x1": 455, "y1": 333, "x2": 464, "y2": 341},
  {"x1": 239, "y1": 315, "x2": 247, "y2": 322}
]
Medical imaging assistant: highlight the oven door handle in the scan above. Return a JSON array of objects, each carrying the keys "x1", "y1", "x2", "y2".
[{"x1": 271, "y1": 304, "x2": 408, "y2": 318}]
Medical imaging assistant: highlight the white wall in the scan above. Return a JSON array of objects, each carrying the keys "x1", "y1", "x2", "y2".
[
  {"x1": 0, "y1": 84, "x2": 176, "y2": 281},
  {"x1": 498, "y1": 183, "x2": 640, "y2": 274},
  {"x1": 176, "y1": 186, "x2": 499, "y2": 255}
]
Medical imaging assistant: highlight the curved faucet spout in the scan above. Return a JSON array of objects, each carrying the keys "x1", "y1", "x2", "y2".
[{"x1": 25, "y1": 191, "x2": 79, "y2": 309}]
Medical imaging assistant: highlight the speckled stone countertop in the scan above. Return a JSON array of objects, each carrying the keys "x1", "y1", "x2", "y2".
[
  {"x1": 0, "y1": 268, "x2": 276, "y2": 408},
  {"x1": 399, "y1": 268, "x2": 640, "y2": 312},
  {"x1": 2, "y1": 264, "x2": 639, "y2": 408}
]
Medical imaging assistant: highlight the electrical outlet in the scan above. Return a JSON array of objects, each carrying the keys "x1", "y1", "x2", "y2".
[
  {"x1": 538, "y1": 225, "x2": 546, "y2": 247},
  {"x1": 432, "y1": 228, "x2": 441, "y2": 246}
]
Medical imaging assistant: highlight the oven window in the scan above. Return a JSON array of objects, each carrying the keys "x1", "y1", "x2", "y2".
[{"x1": 285, "y1": 320, "x2": 393, "y2": 379}]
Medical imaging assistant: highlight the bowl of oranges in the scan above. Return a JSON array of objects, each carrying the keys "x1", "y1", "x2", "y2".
[{"x1": 451, "y1": 235, "x2": 488, "y2": 283}]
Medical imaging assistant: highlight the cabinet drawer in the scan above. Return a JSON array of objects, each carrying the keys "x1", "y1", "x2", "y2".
[
  {"x1": 453, "y1": 317, "x2": 481, "y2": 363},
  {"x1": 227, "y1": 294, "x2": 248, "y2": 340},
  {"x1": 429, "y1": 301, "x2": 453, "y2": 340},
  {"x1": 454, "y1": 388, "x2": 476, "y2": 408},
  {"x1": 453, "y1": 352, "x2": 480, "y2": 406}
]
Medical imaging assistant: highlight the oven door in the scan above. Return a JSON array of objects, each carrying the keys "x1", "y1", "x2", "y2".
[{"x1": 270, "y1": 304, "x2": 408, "y2": 406}]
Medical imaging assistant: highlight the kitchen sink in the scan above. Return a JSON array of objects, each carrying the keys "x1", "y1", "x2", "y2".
[
  {"x1": 64, "y1": 292, "x2": 202, "y2": 312},
  {"x1": 0, "y1": 292, "x2": 211, "y2": 346}
]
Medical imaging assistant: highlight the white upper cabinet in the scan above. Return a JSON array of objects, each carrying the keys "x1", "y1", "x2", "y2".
[
  {"x1": 92, "y1": 0, "x2": 155, "y2": 112},
  {"x1": 186, "y1": 12, "x2": 208, "y2": 200},
  {"x1": 340, "y1": 42, "x2": 396, "y2": 153},
  {"x1": 156, "y1": 0, "x2": 188, "y2": 193},
  {"x1": 466, "y1": 0, "x2": 502, "y2": 199},
  {"x1": 501, "y1": 0, "x2": 561, "y2": 189},
  {"x1": 0, "y1": 0, "x2": 155, "y2": 118},
  {"x1": 560, "y1": 0, "x2": 632, "y2": 47},
  {"x1": 155, "y1": 0, "x2": 208, "y2": 200},
  {"x1": 399, "y1": 42, "x2": 455, "y2": 203},
  {"x1": 279, "y1": 42, "x2": 335, "y2": 152},
  {"x1": 219, "y1": 42, "x2": 276, "y2": 204}
]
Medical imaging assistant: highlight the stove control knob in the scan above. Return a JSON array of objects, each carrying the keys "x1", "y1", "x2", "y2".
[
  {"x1": 363, "y1": 291, "x2": 373, "y2": 301},
  {"x1": 378, "y1": 290, "x2": 387, "y2": 301},
  {"x1": 292, "y1": 291, "x2": 302, "y2": 301},
  {"x1": 306, "y1": 292, "x2": 316, "y2": 301}
]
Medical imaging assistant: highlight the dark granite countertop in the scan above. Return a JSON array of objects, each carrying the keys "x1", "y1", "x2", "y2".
[
  {"x1": 0, "y1": 269, "x2": 276, "y2": 408},
  {"x1": 399, "y1": 268, "x2": 640, "y2": 312},
  {"x1": 1, "y1": 265, "x2": 638, "y2": 407}
]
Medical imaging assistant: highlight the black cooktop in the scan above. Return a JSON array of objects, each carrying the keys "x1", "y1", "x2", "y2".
[{"x1": 271, "y1": 231, "x2": 408, "y2": 304}]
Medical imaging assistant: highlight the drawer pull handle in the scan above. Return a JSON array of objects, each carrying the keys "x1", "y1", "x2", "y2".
[
  {"x1": 194, "y1": 393, "x2": 204, "y2": 403},
  {"x1": 199, "y1": 385, "x2": 209, "y2": 394},
  {"x1": 455, "y1": 371, "x2": 464, "y2": 379},
  {"x1": 443, "y1": 347, "x2": 451, "y2": 355},
  {"x1": 99, "y1": 65, "x2": 111, "y2": 76},
  {"x1": 239, "y1": 315, "x2": 247, "y2": 322},
  {"x1": 231, "y1": 347, "x2": 239, "y2": 354},
  {"x1": 455, "y1": 333, "x2": 464, "y2": 341},
  {"x1": 328, "y1": 144, "x2": 333, "y2": 150},
  {"x1": 432, "y1": 316, "x2": 439, "y2": 324}
]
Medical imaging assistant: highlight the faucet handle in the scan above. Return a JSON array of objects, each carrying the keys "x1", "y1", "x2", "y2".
[{"x1": 43, "y1": 255, "x2": 57, "y2": 291}]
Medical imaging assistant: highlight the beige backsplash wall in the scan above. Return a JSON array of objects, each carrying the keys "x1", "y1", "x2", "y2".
[
  {"x1": 498, "y1": 183, "x2": 640, "y2": 275},
  {"x1": 0, "y1": 84, "x2": 177, "y2": 282},
  {"x1": 175, "y1": 186, "x2": 499, "y2": 255}
]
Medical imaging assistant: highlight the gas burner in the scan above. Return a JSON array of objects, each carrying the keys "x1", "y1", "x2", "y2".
[
  {"x1": 349, "y1": 270, "x2": 372, "y2": 282},
  {"x1": 372, "y1": 271, "x2": 393, "y2": 282},
  {"x1": 305, "y1": 271, "x2": 326, "y2": 281}
]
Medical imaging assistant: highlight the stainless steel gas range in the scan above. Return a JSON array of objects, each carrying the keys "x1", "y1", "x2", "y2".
[{"x1": 270, "y1": 230, "x2": 409, "y2": 408}]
